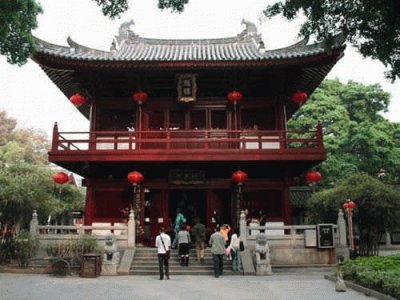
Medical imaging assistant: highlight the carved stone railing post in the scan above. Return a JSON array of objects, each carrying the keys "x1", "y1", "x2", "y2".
[
  {"x1": 386, "y1": 231, "x2": 392, "y2": 246},
  {"x1": 29, "y1": 210, "x2": 39, "y2": 236},
  {"x1": 337, "y1": 209, "x2": 347, "y2": 247},
  {"x1": 240, "y1": 210, "x2": 247, "y2": 246},
  {"x1": 128, "y1": 209, "x2": 135, "y2": 248}
]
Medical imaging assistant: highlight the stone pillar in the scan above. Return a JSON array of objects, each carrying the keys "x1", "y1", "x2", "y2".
[
  {"x1": 29, "y1": 210, "x2": 39, "y2": 236},
  {"x1": 127, "y1": 210, "x2": 135, "y2": 249},
  {"x1": 239, "y1": 210, "x2": 247, "y2": 246},
  {"x1": 386, "y1": 231, "x2": 392, "y2": 246},
  {"x1": 337, "y1": 209, "x2": 347, "y2": 247}
]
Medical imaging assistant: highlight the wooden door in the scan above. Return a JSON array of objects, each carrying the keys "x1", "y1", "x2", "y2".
[
  {"x1": 206, "y1": 190, "x2": 224, "y2": 231},
  {"x1": 146, "y1": 190, "x2": 169, "y2": 246}
]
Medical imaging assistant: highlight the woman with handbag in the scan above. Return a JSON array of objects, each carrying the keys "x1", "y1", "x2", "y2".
[
  {"x1": 229, "y1": 228, "x2": 242, "y2": 273},
  {"x1": 155, "y1": 227, "x2": 171, "y2": 280}
]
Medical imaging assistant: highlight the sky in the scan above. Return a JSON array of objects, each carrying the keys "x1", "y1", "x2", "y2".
[{"x1": 0, "y1": 0, "x2": 399, "y2": 138}]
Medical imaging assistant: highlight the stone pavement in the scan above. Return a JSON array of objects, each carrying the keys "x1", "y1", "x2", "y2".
[{"x1": 0, "y1": 272, "x2": 377, "y2": 300}]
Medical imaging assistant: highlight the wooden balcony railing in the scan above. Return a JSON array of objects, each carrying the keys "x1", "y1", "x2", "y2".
[{"x1": 51, "y1": 123, "x2": 324, "y2": 154}]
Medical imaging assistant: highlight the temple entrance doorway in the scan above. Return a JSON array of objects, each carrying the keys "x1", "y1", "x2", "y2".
[{"x1": 169, "y1": 190, "x2": 207, "y2": 228}]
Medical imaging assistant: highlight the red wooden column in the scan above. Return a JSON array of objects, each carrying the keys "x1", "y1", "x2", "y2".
[
  {"x1": 282, "y1": 183, "x2": 292, "y2": 225},
  {"x1": 51, "y1": 122, "x2": 59, "y2": 151},
  {"x1": 84, "y1": 181, "x2": 95, "y2": 225}
]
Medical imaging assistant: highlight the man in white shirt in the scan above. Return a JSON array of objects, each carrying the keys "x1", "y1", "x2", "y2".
[{"x1": 155, "y1": 227, "x2": 171, "y2": 280}]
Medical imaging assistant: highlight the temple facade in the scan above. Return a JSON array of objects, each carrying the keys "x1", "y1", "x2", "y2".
[{"x1": 32, "y1": 20, "x2": 345, "y2": 246}]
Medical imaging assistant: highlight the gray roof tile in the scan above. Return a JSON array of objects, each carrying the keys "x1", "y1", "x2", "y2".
[{"x1": 34, "y1": 20, "x2": 345, "y2": 63}]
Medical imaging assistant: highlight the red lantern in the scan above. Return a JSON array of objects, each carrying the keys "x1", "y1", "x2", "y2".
[
  {"x1": 232, "y1": 170, "x2": 248, "y2": 184},
  {"x1": 306, "y1": 170, "x2": 322, "y2": 183},
  {"x1": 52, "y1": 172, "x2": 69, "y2": 184},
  {"x1": 227, "y1": 90, "x2": 243, "y2": 104},
  {"x1": 291, "y1": 91, "x2": 308, "y2": 105},
  {"x1": 343, "y1": 202, "x2": 349, "y2": 209},
  {"x1": 132, "y1": 91, "x2": 148, "y2": 105},
  {"x1": 69, "y1": 93, "x2": 86, "y2": 106},
  {"x1": 347, "y1": 200, "x2": 356, "y2": 209},
  {"x1": 127, "y1": 171, "x2": 144, "y2": 185}
]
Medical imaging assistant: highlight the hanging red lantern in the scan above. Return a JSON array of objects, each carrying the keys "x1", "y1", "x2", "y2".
[
  {"x1": 232, "y1": 170, "x2": 248, "y2": 184},
  {"x1": 132, "y1": 91, "x2": 148, "y2": 105},
  {"x1": 347, "y1": 200, "x2": 356, "y2": 209},
  {"x1": 52, "y1": 172, "x2": 69, "y2": 184},
  {"x1": 227, "y1": 90, "x2": 243, "y2": 104},
  {"x1": 69, "y1": 93, "x2": 86, "y2": 106},
  {"x1": 306, "y1": 170, "x2": 322, "y2": 183},
  {"x1": 343, "y1": 202, "x2": 349, "y2": 209},
  {"x1": 291, "y1": 91, "x2": 308, "y2": 105},
  {"x1": 127, "y1": 171, "x2": 144, "y2": 185}
]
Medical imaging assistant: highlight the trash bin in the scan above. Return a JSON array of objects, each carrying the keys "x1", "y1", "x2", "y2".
[{"x1": 80, "y1": 253, "x2": 102, "y2": 278}]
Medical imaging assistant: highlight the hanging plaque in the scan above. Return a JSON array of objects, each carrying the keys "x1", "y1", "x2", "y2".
[{"x1": 168, "y1": 169, "x2": 205, "y2": 185}]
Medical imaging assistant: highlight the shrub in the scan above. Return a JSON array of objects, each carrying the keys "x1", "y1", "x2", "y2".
[
  {"x1": 342, "y1": 254, "x2": 400, "y2": 299},
  {"x1": 70, "y1": 235, "x2": 99, "y2": 265},
  {"x1": 13, "y1": 231, "x2": 39, "y2": 268},
  {"x1": 46, "y1": 240, "x2": 73, "y2": 258},
  {"x1": 0, "y1": 237, "x2": 16, "y2": 265}
]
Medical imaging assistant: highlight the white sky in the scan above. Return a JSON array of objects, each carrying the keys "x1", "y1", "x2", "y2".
[{"x1": 0, "y1": 0, "x2": 398, "y2": 138}]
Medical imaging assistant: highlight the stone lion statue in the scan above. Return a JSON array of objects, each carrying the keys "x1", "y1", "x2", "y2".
[
  {"x1": 254, "y1": 232, "x2": 272, "y2": 275},
  {"x1": 103, "y1": 234, "x2": 120, "y2": 264}
]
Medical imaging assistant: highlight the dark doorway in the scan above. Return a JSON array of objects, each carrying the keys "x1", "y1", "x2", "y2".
[{"x1": 169, "y1": 190, "x2": 207, "y2": 227}]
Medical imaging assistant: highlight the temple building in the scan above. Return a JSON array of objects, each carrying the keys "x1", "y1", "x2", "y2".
[{"x1": 32, "y1": 20, "x2": 345, "y2": 246}]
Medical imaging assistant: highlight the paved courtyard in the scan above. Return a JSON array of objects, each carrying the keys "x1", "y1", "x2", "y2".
[{"x1": 0, "y1": 273, "x2": 377, "y2": 300}]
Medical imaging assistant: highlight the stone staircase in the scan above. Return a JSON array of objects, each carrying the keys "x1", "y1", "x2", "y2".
[{"x1": 130, "y1": 247, "x2": 240, "y2": 276}]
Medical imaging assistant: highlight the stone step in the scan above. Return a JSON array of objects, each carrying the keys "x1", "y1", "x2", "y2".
[{"x1": 130, "y1": 247, "x2": 239, "y2": 276}]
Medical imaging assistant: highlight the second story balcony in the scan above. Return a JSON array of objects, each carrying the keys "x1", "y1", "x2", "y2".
[{"x1": 50, "y1": 123, "x2": 326, "y2": 163}]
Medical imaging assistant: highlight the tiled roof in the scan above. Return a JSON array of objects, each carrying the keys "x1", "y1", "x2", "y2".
[{"x1": 33, "y1": 20, "x2": 345, "y2": 63}]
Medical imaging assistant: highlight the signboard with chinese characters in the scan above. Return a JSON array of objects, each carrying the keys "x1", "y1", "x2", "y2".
[
  {"x1": 168, "y1": 169, "x2": 205, "y2": 185},
  {"x1": 317, "y1": 224, "x2": 335, "y2": 248}
]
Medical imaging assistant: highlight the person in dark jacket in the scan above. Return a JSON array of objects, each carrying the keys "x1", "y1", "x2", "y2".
[
  {"x1": 209, "y1": 226, "x2": 225, "y2": 278},
  {"x1": 192, "y1": 217, "x2": 206, "y2": 263}
]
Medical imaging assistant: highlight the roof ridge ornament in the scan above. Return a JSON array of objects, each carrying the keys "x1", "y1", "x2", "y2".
[
  {"x1": 115, "y1": 19, "x2": 137, "y2": 47},
  {"x1": 240, "y1": 19, "x2": 265, "y2": 52},
  {"x1": 241, "y1": 19, "x2": 258, "y2": 36}
]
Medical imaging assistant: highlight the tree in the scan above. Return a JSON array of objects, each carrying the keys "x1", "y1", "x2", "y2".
[
  {"x1": 307, "y1": 173, "x2": 400, "y2": 256},
  {"x1": 0, "y1": 110, "x2": 48, "y2": 165},
  {"x1": 264, "y1": 1, "x2": 400, "y2": 81},
  {"x1": 288, "y1": 79, "x2": 400, "y2": 185},
  {"x1": 0, "y1": 110, "x2": 84, "y2": 227},
  {"x1": 0, "y1": 163, "x2": 84, "y2": 226},
  {"x1": 0, "y1": 0, "x2": 42, "y2": 65}
]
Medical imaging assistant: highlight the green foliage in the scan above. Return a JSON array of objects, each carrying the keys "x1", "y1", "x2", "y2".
[
  {"x1": 0, "y1": 110, "x2": 84, "y2": 226},
  {"x1": 91, "y1": 0, "x2": 128, "y2": 19},
  {"x1": 264, "y1": 0, "x2": 400, "y2": 81},
  {"x1": 307, "y1": 173, "x2": 400, "y2": 255},
  {"x1": 46, "y1": 236, "x2": 99, "y2": 265},
  {"x1": 158, "y1": 0, "x2": 189, "y2": 12},
  {"x1": 13, "y1": 231, "x2": 39, "y2": 268},
  {"x1": 0, "y1": 236, "x2": 16, "y2": 265},
  {"x1": 0, "y1": 163, "x2": 85, "y2": 225},
  {"x1": 0, "y1": 0, "x2": 42, "y2": 65},
  {"x1": 289, "y1": 79, "x2": 400, "y2": 186},
  {"x1": 46, "y1": 240, "x2": 73, "y2": 258},
  {"x1": 70, "y1": 235, "x2": 100, "y2": 265},
  {"x1": 342, "y1": 254, "x2": 400, "y2": 299}
]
